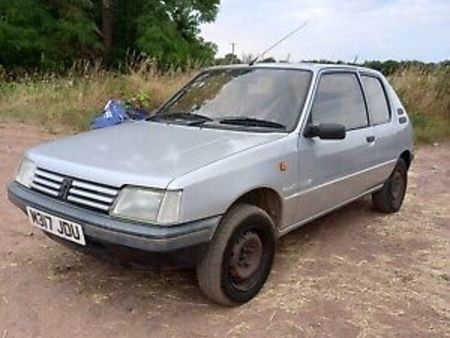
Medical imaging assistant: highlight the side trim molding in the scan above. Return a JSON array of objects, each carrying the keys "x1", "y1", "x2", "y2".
[
  {"x1": 285, "y1": 159, "x2": 396, "y2": 201},
  {"x1": 279, "y1": 184, "x2": 383, "y2": 237}
]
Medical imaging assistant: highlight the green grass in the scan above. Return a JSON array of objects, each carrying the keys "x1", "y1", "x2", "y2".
[{"x1": 0, "y1": 65, "x2": 449, "y2": 142}]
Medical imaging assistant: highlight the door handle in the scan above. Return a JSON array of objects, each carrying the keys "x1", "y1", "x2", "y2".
[{"x1": 366, "y1": 136, "x2": 376, "y2": 143}]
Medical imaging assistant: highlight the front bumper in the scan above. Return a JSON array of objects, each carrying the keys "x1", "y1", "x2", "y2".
[{"x1": 7, "y1": 182, "x2": 221, "y2": 254}]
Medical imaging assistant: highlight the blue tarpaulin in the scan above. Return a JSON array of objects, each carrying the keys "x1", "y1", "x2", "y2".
[{"x1": 91, "y1": 100, "x2": 147, "y2": 129}]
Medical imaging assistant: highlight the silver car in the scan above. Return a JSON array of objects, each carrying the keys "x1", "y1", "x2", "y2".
[{"x1": 8, "y1": 63, "x2": 414, "y2": 305}]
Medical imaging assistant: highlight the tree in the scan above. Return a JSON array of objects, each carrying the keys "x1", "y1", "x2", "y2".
[
  {"x1": 132, "y1": 0, "x2": 219, "y2": 68},
  {"x1": 259, "y1": 57, "x2": 277, "y2": 63},
  {"x1": 0, "y1": 0, "x2": 220, "y2": 70},
  {"x1": 0, "y1": 0, "x2": 101, "y2": 69},
  {"x1": 216, "y1": 53, "x2": 241, "y2": 65}
]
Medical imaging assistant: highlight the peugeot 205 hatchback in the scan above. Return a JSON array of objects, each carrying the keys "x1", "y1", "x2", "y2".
[{"x1": 8, "y1": 63, "x2": 414, "y2": 305}]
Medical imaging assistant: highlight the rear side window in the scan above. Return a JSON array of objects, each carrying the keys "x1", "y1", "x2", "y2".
[
  {"x1": 361, "y1": 75, "x2": 390, "y2": 125},
  {"x1": 311, "y1": 73, "x2": 368, "y2": 130}
]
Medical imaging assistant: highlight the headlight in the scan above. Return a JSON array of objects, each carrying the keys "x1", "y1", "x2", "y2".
[
  {"x1": 111, "y1": 186, "x2": 182, "y2": 225},
  {"x1": 16, "y1": 157, "x2": 36, "y2": 188}
]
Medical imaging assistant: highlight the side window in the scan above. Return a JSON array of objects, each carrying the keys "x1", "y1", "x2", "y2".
[
  {"x1": 311, "y1": 73, "x2": 368, "y2": 130},
  {"x1": 361, "y1": 75, "x2": 390, "y2": 125}
]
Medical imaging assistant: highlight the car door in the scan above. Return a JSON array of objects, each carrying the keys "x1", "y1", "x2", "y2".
[
  {"x1": 359, "y1": 73, "x2": 399, "y2": 176},
  {"x1": 291, "y1": 70, "x2": 378, "y2": 226}
]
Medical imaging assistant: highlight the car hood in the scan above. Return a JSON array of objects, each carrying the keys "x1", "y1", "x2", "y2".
[{"x1": 27, "y1": 121, "x2": 285, "y2": 188}]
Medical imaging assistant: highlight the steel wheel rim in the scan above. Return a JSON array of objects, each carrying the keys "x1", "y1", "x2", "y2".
[
  {"x1": 228, "y1": 230, "x2": 264, "y2": 291},
  {"x1": 390, "y1": 169, "x2": 405, "y2": 203}
]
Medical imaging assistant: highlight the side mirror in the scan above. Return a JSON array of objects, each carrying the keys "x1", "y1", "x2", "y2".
[{"x1": 304, "y1": 123, "x2": 346, "y2": 140}]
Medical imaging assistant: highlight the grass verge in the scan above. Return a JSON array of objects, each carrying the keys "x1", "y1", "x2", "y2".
[
  {"x1": 0, "y1": 65, "x2": 193, "y2": 133},
  {"x1": 389, "y1": 66, "x2": 449, "y2": 143},
  {"x1": 0, "y1": 65, "x2": 448, "y2": 142}
]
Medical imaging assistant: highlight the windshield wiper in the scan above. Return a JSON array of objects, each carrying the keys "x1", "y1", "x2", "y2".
[
  {"x1": 219, "y1": 117, "x2": 286, "y2": 130},
  {"x1": 148, "y1": 112, "x2": 213, "y2": 125}
]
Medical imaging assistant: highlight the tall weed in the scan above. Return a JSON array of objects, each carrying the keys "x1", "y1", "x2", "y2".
[{"x1": 0, "y1": 62, "x2": 449, "y2": 143}]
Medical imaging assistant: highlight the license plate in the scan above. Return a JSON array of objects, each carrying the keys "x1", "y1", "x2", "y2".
[{"x1": 26, "y1": 207, "x2": 86, "y2": 246}]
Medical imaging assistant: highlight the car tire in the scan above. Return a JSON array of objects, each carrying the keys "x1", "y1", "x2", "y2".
[
  {"x1": 196, "y1": 203, "x2": 276, "y2": 306},
  {"x1": 372, "y1": 158, "x2": 408, "y2": 213}
]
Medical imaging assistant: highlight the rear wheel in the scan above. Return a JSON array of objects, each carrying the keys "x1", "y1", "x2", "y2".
[
  {"x1": 372, "y1": 158, "x2": 408, "y2": 213},
  {"x1": 196, "y1": 204, "x2": 276, "y2": 306}
]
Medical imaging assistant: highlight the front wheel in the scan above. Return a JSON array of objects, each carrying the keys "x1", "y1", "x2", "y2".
[
  {"x1": 372, "y1": 158, "x2": 408, "y2": 213},
  {"x1": 196, "y1": 204, "x2": 276, "y2": 306}
]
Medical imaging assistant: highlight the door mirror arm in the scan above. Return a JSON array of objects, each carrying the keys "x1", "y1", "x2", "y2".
[{"x1": 304, "y1": 125, "x2": 320, "y2": 138}]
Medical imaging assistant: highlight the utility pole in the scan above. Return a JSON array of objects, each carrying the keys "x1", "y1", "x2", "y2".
[{"x1": 230, "y1": 42, "x2": 237, "y2": 57}]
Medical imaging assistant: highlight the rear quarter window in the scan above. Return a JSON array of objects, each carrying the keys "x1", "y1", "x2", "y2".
[{"x1": 361, "y1": 75, "x2": 391, "y2": 125}]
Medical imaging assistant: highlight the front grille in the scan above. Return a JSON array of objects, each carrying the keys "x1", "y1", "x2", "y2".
[
  {"x1": 31, "y1": 168, "x2": 119, "y2": 212},
  {"x1": 31, "y1": 168, "x2": 64, "y2": 197},
  {"x1": 68, "y1": 179, "x2": 118, "y2": 211}
]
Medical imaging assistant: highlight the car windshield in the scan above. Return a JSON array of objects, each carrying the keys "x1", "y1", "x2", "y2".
[{"x1": 153, "y1": 68, "x2": 312, "y2": 131}]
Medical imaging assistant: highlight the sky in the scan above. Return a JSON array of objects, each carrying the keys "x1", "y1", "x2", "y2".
[{"x1": 200, "y1": 0, "x2": 450, "y2": 62}]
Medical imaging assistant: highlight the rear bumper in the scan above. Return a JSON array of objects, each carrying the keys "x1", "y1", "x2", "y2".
[{"x1": 7, "y1": 182, "x2": 221, "y2": 255}]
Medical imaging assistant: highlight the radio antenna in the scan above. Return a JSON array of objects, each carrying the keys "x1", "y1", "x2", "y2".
[{"x1": 249, "y1": 22, "x2": 308, "y2": 66}]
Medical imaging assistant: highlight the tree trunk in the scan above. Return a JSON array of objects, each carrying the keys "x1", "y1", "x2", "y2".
[{"x1": 102, "y1": 0, "x2": 114, "y2": 56}]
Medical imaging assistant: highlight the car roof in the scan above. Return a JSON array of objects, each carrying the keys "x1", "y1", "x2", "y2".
[{"x1": 207, "y1": 62, "x2": 383, "y2": 76}]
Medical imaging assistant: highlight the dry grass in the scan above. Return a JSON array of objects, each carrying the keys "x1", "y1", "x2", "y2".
[
  {"x1": 389, "y1": 66, "x2": 450, "y2": 143},
  {"x1": 0, "y1": 63, "x2": 193, "y2": 133},
  {"x1": 0, "y1": 64, "x2": 449, "y2": 142}
]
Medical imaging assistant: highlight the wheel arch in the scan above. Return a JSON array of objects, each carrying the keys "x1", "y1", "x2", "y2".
[
  {"x1": 225, "y1": 187, "x2": 283, "y2": 231},
  {"x1": 400, "y1": 149, "x2": 413, "y2": 169}
]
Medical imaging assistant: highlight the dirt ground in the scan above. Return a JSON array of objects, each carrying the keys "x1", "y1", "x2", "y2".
[{"x1": 0, "y1": 123, "x2": 449, "y2": 338}]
